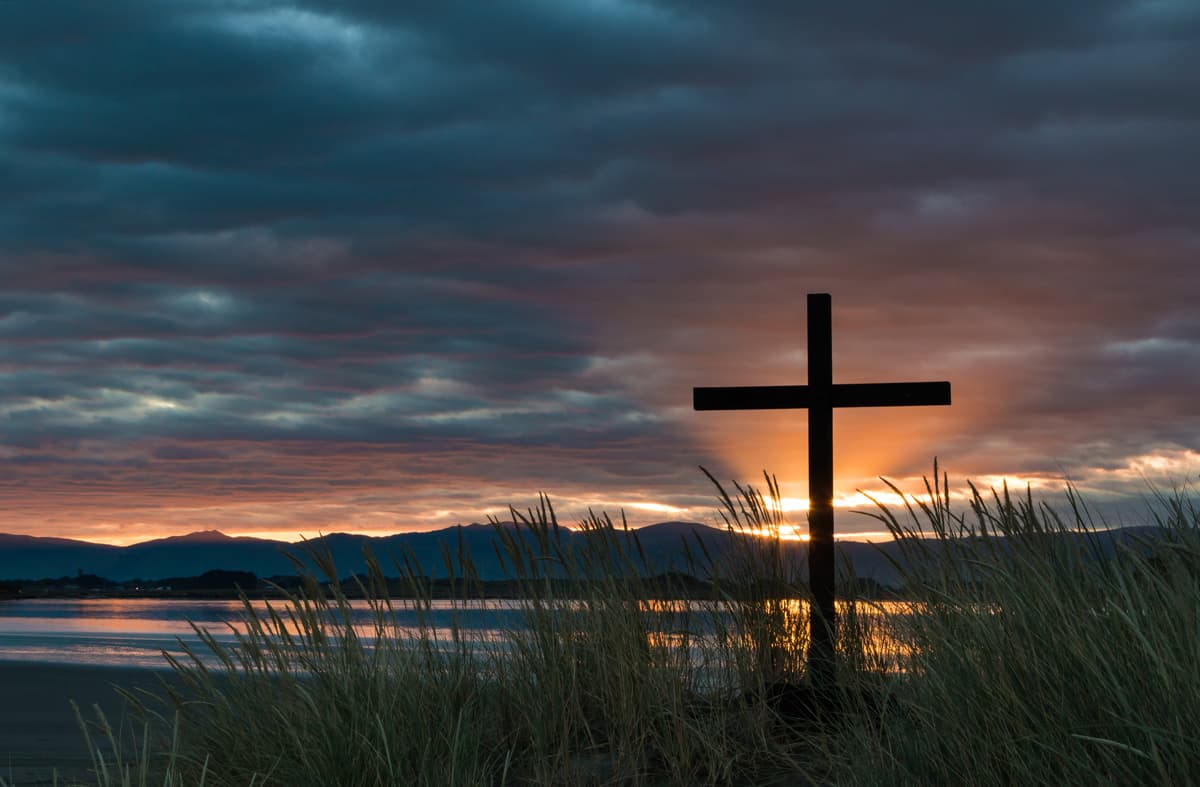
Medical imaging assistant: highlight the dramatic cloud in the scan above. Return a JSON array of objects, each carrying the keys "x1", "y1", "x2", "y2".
[{"x1": 1, "y1": 1, "x2": 1197, "y2": 542}]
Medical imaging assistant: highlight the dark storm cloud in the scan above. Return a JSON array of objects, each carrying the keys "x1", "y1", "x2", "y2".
[
  {"x1": 1, "y1": 0, "x2": 1197, "y2": 539},
  {"x1": 4, "y1": 1, "x2": 1196, "y2": 247}
]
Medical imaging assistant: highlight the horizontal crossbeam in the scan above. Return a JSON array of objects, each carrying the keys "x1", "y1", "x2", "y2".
[{"x1": 693, "y1": 381, "x2": 951, "y2": 411}]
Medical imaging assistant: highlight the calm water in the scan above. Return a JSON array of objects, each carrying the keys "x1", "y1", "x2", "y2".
[
  {"x1": 0, "y1": 597, "x2": 911, "y2": 670},
  {"x1": 0, "y1": 598, "x2": 528, "y2": 669}
]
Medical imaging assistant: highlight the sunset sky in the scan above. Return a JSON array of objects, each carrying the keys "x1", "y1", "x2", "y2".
[{"x1": 1, "y1": 1, "x2": 1197, "y2": 545}]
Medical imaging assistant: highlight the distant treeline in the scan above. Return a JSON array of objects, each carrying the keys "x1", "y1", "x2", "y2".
[
  {"x1": 7, "y1": 569, "x2": 263, "y2": 599},
  {"x1": 0, "y1": 568, "x2": 901, "y2": 601}
]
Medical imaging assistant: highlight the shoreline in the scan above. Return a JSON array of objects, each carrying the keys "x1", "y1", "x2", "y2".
[{"x1": 0, "y1": 660, "x2": 179, "y2": 786}]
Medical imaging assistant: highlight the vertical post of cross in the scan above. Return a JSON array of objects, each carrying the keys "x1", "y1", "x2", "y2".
[{"x1": 805, "y1": 293, "x2": 836, "y2": 702}]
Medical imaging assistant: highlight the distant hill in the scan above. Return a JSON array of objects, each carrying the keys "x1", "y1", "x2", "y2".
[{"x1": 0, "y1": 523, "x2": 1165, "y2": 587}]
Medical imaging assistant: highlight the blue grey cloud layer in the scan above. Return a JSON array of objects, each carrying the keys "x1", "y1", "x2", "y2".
[{"x1": 1, "y1": 1, "x2": 1197, "y2": 539}]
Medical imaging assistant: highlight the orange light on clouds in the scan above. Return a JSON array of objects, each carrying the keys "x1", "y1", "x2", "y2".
[
  {"x1": 623, "y1": 501, "x2": 691, "y2": 515},
  {"x1": 742, "y1": 525, "x2": 809, "y2": 541}
]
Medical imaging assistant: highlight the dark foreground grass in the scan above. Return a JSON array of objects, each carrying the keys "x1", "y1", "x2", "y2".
[
  {"x1": 836, "y1": 473, "x2": 1200, "y2": 786},
  {"x1": 22, "y1": 469, "x2": 1200, "y2": 786}
]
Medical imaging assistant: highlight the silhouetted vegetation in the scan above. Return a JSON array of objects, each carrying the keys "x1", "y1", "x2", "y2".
[
  {"x1": 11, "y1": 569, "x2": 261, "y2": 598},
  {"x1": 32, "y1": 469, "x2": 1200, "y2": 787},
  {"x1": 159, "y1": 569, "x2": 258, "y2": 592},
  {"x1": 4, "y1": 568, "x2": 726, "y2": 601}
]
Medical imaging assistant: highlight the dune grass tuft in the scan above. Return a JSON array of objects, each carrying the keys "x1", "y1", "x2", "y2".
[
  {"x1": 833, "y1": 468, "x2": 1200, "y2": 786},
  {"x1": 60, "y1": 467, "x2": 1200, "y2": 786}
]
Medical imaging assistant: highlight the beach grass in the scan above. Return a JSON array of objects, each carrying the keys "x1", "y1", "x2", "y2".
[
  {"x1": 37, "y1": 468, "x2": 1200, "y2": 786},
  {"x1": 833, "y1": 471, "x2": 1200, "y2": 786}
]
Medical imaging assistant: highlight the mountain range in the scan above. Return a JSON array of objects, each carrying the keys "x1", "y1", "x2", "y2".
[{"x1": 0, "y1": 522, "x2": 1165, "y2": 587}]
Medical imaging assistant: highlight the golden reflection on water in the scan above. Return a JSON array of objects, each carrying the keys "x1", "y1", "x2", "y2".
[
  {"x1": 1, "y1": 597, "x2": 919, "y2": 672},
  {"x1": 638, "y1": 598, "x2": 916, "y2": 673}
]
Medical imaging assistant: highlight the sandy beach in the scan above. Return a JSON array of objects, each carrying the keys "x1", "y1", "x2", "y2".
[{"x1": 0, "y1": 661, "x2": 181, "y2": 786}]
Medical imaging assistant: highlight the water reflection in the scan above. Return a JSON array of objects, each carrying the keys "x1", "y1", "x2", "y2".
[
  {"x1": 0, "y1": 597, "x2": 917, "y2": 672},
  {"x1": 0, "y1": 598, "x2": 522, "y2": 668}
]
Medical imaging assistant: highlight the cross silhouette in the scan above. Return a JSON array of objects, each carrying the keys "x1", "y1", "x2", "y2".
[{"x1": 694, "y1": 293, "x2": 951, "y2": 702}]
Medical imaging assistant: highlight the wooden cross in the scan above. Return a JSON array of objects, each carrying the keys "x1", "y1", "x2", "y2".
[{"x1": 694, "y1": 293, "x2": 951, "y2": 702}]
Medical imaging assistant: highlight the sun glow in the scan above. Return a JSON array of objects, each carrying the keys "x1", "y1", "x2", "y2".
[
  {"x1": 624, "y1": 501, "x2": 690, "y2": 515},
  {"x1": 766, "y1": 496, "x2": 810, "y2": 512},
  {"x1": 743, "y1": 524, "x2": 809, "y2": 541}
]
